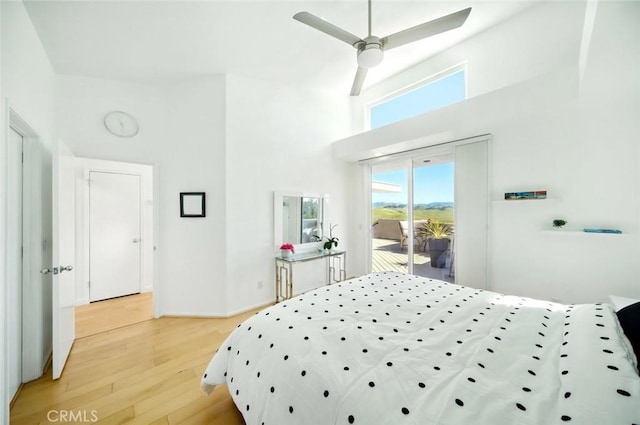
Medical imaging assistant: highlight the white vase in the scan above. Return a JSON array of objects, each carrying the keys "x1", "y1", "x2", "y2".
[{"x1": 281, "y1": 249, "x2": 291, "y2": 258}]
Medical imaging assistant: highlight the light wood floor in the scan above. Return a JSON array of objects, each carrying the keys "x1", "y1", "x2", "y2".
[
  {"x1": 75, "y1": 292, "x2": 154, "y2": 338},
  {"x1": 10, "y1": 306, "x2": 263, "y2": 424}
]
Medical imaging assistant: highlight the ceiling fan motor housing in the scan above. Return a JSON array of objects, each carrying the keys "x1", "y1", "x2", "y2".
[{"x1": 356, "y1": 36, "x2": 384, "y2": 68}]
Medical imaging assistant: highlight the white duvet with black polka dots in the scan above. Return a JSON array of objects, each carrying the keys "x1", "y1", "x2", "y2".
[{"x1": 201, "y1": 271, "x2": 640, "y2": 424}]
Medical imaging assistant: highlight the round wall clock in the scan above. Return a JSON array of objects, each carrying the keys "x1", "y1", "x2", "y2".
[{"x1": 103, "y1": 111, "x2": 139, "y2": 137}]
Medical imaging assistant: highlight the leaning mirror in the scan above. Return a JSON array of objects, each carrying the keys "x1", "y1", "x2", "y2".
[{"x1": 274, "y1": 192, "x2": 325, "y2": 250}]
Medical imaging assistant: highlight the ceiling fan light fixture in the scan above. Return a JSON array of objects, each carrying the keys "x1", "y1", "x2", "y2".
[
  {"x1": 357, "y1": 44, "x2": 383, "y2": 68},
  {"x1": 293, "y1": 3, "x2": 471, "y2": 95}
]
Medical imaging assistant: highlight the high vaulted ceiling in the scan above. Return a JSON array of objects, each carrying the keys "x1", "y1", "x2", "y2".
[{"x1": 23, "y1": 0, "x2": 537, "y2": 94}]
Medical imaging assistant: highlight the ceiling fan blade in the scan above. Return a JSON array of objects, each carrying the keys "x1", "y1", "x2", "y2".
[
  {"x1": 350, "y1": 66, "x2": 368, "y2": 96},
  {"x1": 381, "y1": 7, "x2": 472, "y2": 51},
  {"x1": 294, "y1": 12, "x2": 363, "y2": 47}
]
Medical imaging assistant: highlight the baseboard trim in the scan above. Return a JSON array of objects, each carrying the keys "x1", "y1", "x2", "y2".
[
  {"x1": 10, "y1": 383, "x2": 24, "y2": 409},
  {"x1": 226, "y1": 301, "x2": 274, "y2": 317},
  {"x1": 42, "y1": 351, "x2": 53, "y2": 376},
  {"x1": 161, "y1": 301, "x2": 273, "y2": 319}
]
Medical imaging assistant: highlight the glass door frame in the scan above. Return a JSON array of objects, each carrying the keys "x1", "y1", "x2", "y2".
[
  {"x1": 366, "y1": 144, "x2": 455, "y2": 276},
  {"x1": 369, "y1": 158, "x2": 416, "y2": 275}
]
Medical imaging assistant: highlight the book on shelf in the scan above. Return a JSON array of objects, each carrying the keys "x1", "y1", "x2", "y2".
[{"x1": 583, "y1": 228, "x2": 622, "y2": 234}]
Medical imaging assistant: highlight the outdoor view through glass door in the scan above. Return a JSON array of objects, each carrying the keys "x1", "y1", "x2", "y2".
[
  {"x1": 371, "y1": 157, "x2": 455, "y2": 282},
  {"x1": 371, "y1": 165, "x2": 409, "y2": 274}
]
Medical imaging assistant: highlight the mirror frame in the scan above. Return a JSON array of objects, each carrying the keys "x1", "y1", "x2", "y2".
[{"x1": 274, "y1": 191, "x2": 326, "y2": 252}]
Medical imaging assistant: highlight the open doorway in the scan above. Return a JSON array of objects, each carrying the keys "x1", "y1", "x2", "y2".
[
  {"x1": 73, "y1": 159, "x2": 154, "y2": 338},
  {"x1": 370, "y1": 153, "x2": 455, "y2": 282}
]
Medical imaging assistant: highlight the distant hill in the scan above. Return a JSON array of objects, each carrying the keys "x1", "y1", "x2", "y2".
[
  {"x1": 373, "y1": 201, "x2": 454, "y2": 209},
  {"x1": 418, "y1": 202, "x2": 454, "y2": 210},
  {"x1": 372, "y1": 202, "x2": 454, "y2": 223}
]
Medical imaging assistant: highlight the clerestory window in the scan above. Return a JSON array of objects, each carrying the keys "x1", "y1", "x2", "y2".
[{"x1": 369, "y1": 67, "x2": 466, "y2": 129}]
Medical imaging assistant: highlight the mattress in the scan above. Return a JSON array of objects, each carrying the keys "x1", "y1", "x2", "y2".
[{"x1": 201, "y1": 271, "x2": 640, "y2": 424}]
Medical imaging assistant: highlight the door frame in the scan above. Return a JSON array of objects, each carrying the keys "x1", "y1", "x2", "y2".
[
  {"x1": 1, "y1": 105, "x2": 48, "y2": 400},
  {"x1": 368, "y1": 158, "x2": 415, "y2": 274},
  {"x1": 8, "y1": 108, "x2": 47, "y2": 382},
  {"x1": 76, "y1": 158, "x2": 154, "y2": 306}
]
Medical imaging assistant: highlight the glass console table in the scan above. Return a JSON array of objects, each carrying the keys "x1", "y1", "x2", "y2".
[{"x1": 274, "y1": 250, "x2": 347, "y2": 302}]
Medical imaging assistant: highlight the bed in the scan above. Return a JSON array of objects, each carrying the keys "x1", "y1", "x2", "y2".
[{"x1": 201, "y1": 271, "x2": 640, "y2": 424}]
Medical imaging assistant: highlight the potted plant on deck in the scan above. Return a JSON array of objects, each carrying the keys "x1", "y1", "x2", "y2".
[{"x1": 420, "y1": 220, "x2": 453, "y2": 268}]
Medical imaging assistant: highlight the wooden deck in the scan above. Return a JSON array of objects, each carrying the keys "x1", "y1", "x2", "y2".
[{"x1": 372, "y1": 238, "x2": 454, "y2": 282}]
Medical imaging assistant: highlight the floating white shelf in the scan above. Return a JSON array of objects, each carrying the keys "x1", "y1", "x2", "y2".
[
  {"x1": 492, "y1": 198, "x2": 560, "y2": 204},
  {"x1": 542, "y1": 230, "x2": 629, "y2": 237}
]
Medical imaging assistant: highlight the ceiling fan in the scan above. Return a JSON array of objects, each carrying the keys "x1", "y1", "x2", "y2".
[{"x1": 293, "y1": 1, "x2": 471, "y2": 96}]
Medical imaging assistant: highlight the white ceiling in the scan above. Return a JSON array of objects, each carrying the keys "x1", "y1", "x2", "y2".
[{"x1": 23, "y1": 0, "x2": 537, "y2": 94}]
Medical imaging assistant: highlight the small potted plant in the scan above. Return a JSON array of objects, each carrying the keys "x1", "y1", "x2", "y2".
[
  {"x1": 552, "y1": 219, "x2": 567, "y2": 229},
  {"x1": 323, "y1": 223, "x2": 339, "y2": 253},
  {"x1": 280, "y1": 243, "x2": 295, "y2": 258}
]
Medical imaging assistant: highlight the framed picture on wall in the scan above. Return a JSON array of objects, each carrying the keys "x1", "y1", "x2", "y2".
[{"x1": 180, "y1": 192, "x2": 206, "y2": 217}]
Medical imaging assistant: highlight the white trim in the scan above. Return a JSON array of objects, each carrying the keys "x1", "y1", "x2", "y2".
[
  {"x1": 5, "y1": 108, "x2": 49, "y2": 389},
  {"x1": 1, "y1": 98, "x2": 9, "y2": 425},
  {"x1": 161, "y1": 300, "x2": 272, "y2": 319},
  {"x1": 486, "y1": 136, "x2": 493, "y2": 290},
  {"x1": 406, "y1": 158, "x2": 415, "y2": 274},
  {"x1": 9, "y1": 109, "x2": 45, "y2": 383},
  {"x1": 359, "y1": 134, "x2": 489, "y2": 165},
  {"x1": 152, "y1": 164, "x2": 160, "y2": 319},
  {"x1": 579, "y1": 0, "x2": 599, "y2": 89},
  {"x1": 225, "y1": 300, "x2": 273, "y2": 318},
  {"x1": 362, "y1": 165, "x2": 373, "y2": 274}
]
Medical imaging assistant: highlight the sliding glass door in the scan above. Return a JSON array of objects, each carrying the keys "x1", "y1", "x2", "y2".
[
  {"x1": 412, "y1": 156, "x2": 455, "y2": 282},
  {"x1": 367, "y1": 139, "x2": 488, "y2": 288},
  {"x1": 370, "y1": 155, "x2": 455, "y2": 282},
  {"x1": 371, "y1": 163, "x2": 410, "y2": 274}
]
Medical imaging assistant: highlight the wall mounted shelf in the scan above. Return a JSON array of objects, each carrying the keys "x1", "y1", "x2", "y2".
[
  {"x1": 542, "y1": 230, "x2": 629, "y2": 237},
  {"x1": 492, "y1": 198, "x2": 560, "y2": 204}
]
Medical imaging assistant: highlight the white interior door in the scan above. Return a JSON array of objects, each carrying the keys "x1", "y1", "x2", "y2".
[
  {"x1": 52, "y1": 139, "x2": 76, "y2": 380},
  {"x1": 89, "y1": 172, "x2": 141, "y2": 302},
  {"x1": 7, "y1": 127, "x2": 23, "y2": 399}
]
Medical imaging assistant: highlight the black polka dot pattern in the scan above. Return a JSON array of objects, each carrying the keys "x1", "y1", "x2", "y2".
[{"x1": 200, "y1": 271, "x2": 640, "y2": 425}]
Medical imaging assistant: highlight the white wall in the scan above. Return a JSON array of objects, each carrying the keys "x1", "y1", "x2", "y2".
[
  {"x1": 56, "y1": 73, "x2": 356, "y2": 316},
  {"x1": 224, "y1": 75, "x2": 353, "y2": 314},
  {"x1": 160, "y1": 77, "x2": 228, "y2": 315},
  {"x1": 337, "y1": 1, "x2": 640, "y2": 304},
  {"x1": 56, "y1": 72, "x2": 356, "y2": 317},
  {"x1": 1, "y1": 1, "x2": 57, "y2": 419},
  {"x1": 55, "y1": 75, "x2": 228, "y2": 316}
]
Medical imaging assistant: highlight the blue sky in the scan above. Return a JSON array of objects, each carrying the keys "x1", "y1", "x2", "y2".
[
  {"x1": 370, "y1": 70, "x2": 465, "y2": 129},
  {"x1": 373, "y1": 163, "x2": 454, "y2": 204},
  {"x1": 370, "y1": 70, "x2": 463, "y2": 205}
]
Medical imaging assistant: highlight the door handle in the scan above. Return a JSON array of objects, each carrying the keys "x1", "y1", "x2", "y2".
[
  {"x1": 133, "y1": 238, "x2": 140, "y2": 243},
  {"x1": 59, "y1": 265, "x2": 74, "y2": 273},
  {"x1": 41, "y1": 267, "x2": 60, "y2": 275}
]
